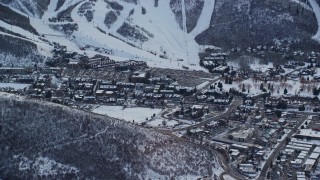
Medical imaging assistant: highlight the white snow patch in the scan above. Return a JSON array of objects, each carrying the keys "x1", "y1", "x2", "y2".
[
  {"x1": 190, "y1": 0, "x2": 216, "y2": 36},
  {"x1": 33, "y1": 156, "x2": 79, "y2": 176},
  {"x1": 223, "y1": 174, "x2": 236, "y2": 180},
  {"x1": 92, "y1": 106, "x2": 162, "y2": 124},
  {"x1": 146, "y1": 118, "x2": 179, "y2": 128},
  {"x1": 250, "y1": 62, "x2": 273, "y2": 72},
  {"x1": 0, "y1": 83, "x2": 31, "y2": 90},
  {"x1": 196, "y1": 81, "x2": 210, "y2": 90}
]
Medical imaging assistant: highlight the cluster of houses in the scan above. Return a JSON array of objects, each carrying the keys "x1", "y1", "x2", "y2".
[
  {"x1": 67, "y1": 56, "x2": 115, "y2": 69},
  {"x1": 220, "y1": 109, "x2": 300, "y2": 178},
  {"x1": 228, "y1": 143, "x2": 264, "y2": 178},
  {"x1": 228, "y1": 118, "x2": 305, "y2": 178},
  {"x1": 238, "y1": 61, "x2": 308, "y2": 82},
  {"x1": 197, "y1": 88, "x2": 233, "y2": 105},
  {"x1": 245, "y1": 44, "x2": 292, "y2": 58},
  {"x1": 0, "y1": 67, "x2": 63, "y2": 85},
  {"x1": 0, "y1": 67, "x2": 33, "y2": 75},
  {"x1": 185, "y1": 100, "x2": 291, "y2": 178},
  {"x1": 66, "y1": 54, "x2": 147, "y2": 71},
  {"x1": 200, "y1": 52, "x2": 229, "y2": 73},
  {"x1": 72, "y1": 77, "x2": 194, "y2": 105},
  {"x1": 3, "y1": 40, "x2": 320, "y2": 179},
  {"x1": 174, "y1": 105, "x2": 209, "y2": 120},
  {"x1": 243, "y1": 43, "x2": 319, "y2": 63},
  {"x1": 229, "y1": 128, "x2": 254, "y2": 142},
  {"x1": 256, "y1": 115, "x2": 320, "y2": 179},
  {"x1": 279, "y1": 136, "x2": 320, "y2": 179},
  {"x1": 265, "y1": 95, "x2": 320, "y2": 112},
  {"x1": 115, "y1": 60, "x2": 147, "y2": 71},
  {"x1": 0, "y1": 54, "x2": 229, "y2": 114},
  {"x1": 32, "y1": 69, "x2": 200, "y2": 108}
]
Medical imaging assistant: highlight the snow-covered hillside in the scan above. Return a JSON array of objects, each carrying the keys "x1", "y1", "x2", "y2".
[
  {"x1": 196, "y1": 0, "x2": 320, "y2": 50},
  {"x1": 0, "y1": 0, "x2": 216, "y2": 70},
  {"x1": 0, "y1": 0, "x2": 320, "y2": 69},
  {"x1": 0, "y1": 0, "x2": 49, "y2": 17},
  {"x1": 309, "y1": 0, "x2": 320, "y2": 42},
  {"x1": 0, "y1": 92, "x2": 224, "y2": 179}
]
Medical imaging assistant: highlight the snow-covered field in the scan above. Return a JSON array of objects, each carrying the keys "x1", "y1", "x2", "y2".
[
  {"x1": 0, "y1": 83, "x2": 30, "y2": 90},
  {"x1": 250, "y1": 62, "x2": 273, "y2": 72},
  {"x1": 92, "y1": 106, "x2": 162, "y2": 124},
  {"x1": 223, "y1": 174, "x2": 236, "y2": 180},
  {"x1": 222, "y1": 75, "x2": 320, "y2": 98},
  {"x1": 224, "y1": 59, "x2": 320, "y2": 98},
  {"x1": 92, "y1": 105, "x2": 183, "y2": 128},
  {"x1": 146, "y1": 118, "x2": 179, "y2": 128}
]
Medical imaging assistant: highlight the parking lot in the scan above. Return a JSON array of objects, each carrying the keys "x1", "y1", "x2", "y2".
[
  {"x1": 63, "y1": 68, "x2": 128, "y2": 82},
  {"x1": 150, "y1": 68, "x2": 215, "y2": 87}
]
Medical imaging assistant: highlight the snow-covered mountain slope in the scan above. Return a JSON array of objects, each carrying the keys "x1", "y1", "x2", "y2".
[
  {"x1": 44, "y1": 0, "x2": 214, "y2": 69},
  {"x1": 0, "y1": 92, "x2": 224, "y2": 179},
  {"x1": 310, "y1": 0, "x2": 320, "y2": 42},
  {"x1": 0, "y1": 0, "x2": 49, "y2": 17},
  {"x1": 196, "y1": 0, "x2": 320, "y2": 50},
  {"x1": 0, "y1": 0, "x2": 320, "y2": 69},
  {"x1": 0, "y1": 0, "x2": 217, "y2": 69}
]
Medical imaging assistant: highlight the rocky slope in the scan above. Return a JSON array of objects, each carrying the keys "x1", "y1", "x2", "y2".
[{"x1": 0, "y1": 93, "x2": 223, "y2": 179}]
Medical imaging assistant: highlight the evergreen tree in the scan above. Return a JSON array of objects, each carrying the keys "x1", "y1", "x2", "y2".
[
  {"x1": 313, "y1": 87, "x2": 319, "y2": 96},
  {"x1": 284, "y1": 88, "x2": 288, "y2": 94},
  {"x1": 218, "y1": 82, "x2": 223, "y2": 91},
  {"x1": 45, "y1": 91, "x2": 52, "y2": 99},
  {"x1": 162, "y1": 120, "x2": 167, "y2": 126},
  {"x1": 289, "y1": 3, "x2": 291, "y2": 11},
  {"x1": 260, "y1": 83, "x2": 264, "y2": 90},
  {"x1": 186, "y1": 129, "x2": 192, "y2": 136},
  {"x1": 242, "y1": 86, "x2": 246, "y2": 92},
  {"x1": 299, "y1": 105, "x2": 305, "y2": 111},
  {"x1": 276, "y1": 100, "x2": 287, "y2": 109},
  {"x1": 141, "y1": 7, "x2": 146, "y2": 14},
  {"x1": 229, "y1": 78, "x2": 233, "y2": 84}
]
